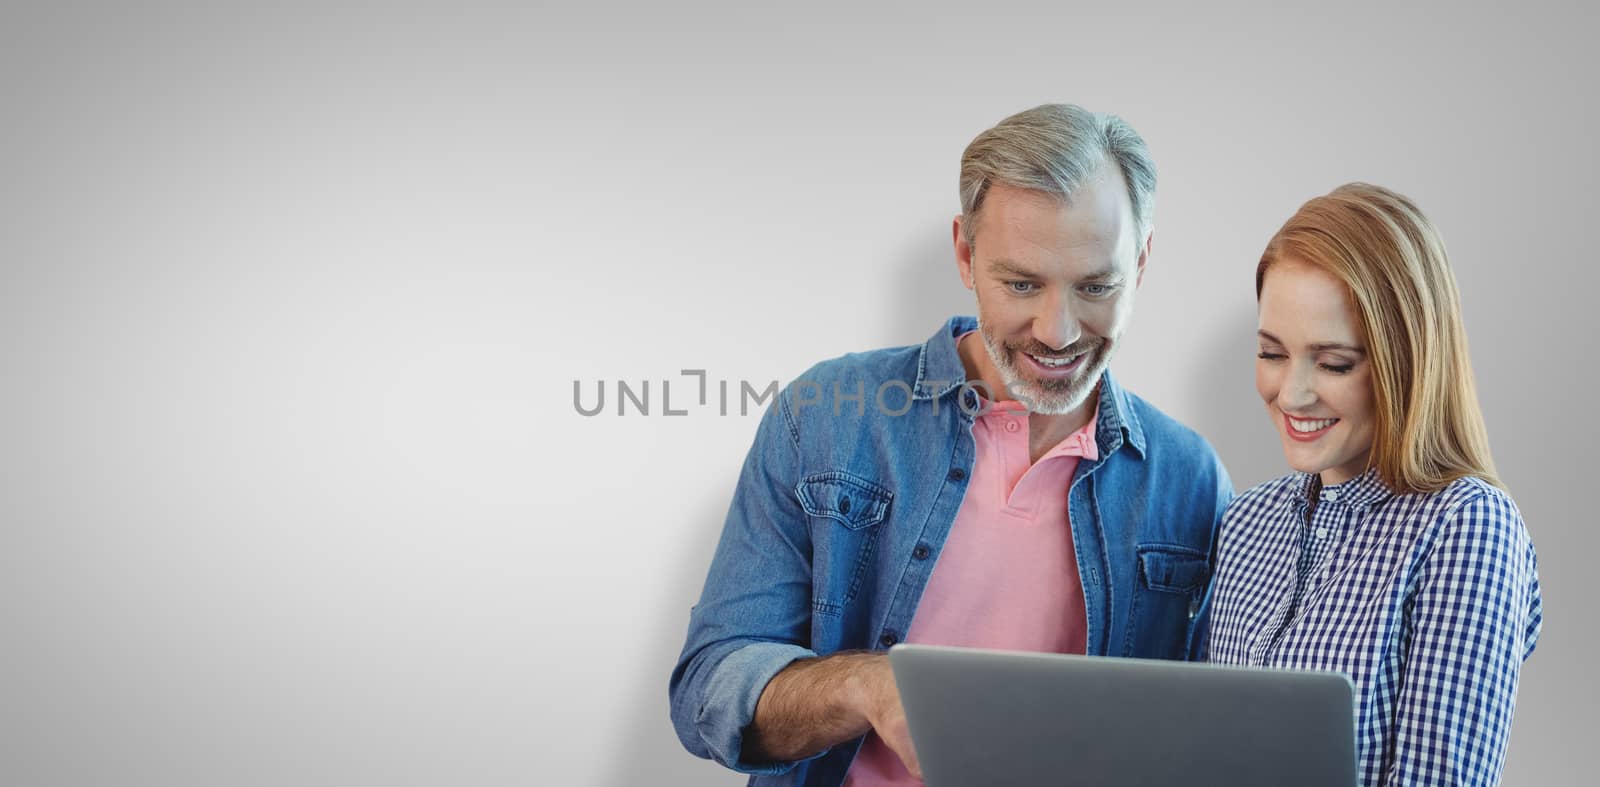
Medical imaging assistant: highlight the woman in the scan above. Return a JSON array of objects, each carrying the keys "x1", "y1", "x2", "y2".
[{"x1": 1204, "y1": 183, "x2": 1543, "y2": 786}]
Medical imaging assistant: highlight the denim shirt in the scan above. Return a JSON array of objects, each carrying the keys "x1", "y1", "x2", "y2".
[{"x1": 669, "y1": 317, "x2": 1234, "y2": 787}]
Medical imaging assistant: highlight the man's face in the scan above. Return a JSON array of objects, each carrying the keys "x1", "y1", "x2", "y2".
[{"x1": 954, "y1": 171, "x2": 1148, "y2": 415}]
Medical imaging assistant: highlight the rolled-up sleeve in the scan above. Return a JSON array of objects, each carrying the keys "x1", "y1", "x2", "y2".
[{"x1": 668, "y1": 385, "x2": 825, "y2": 774}]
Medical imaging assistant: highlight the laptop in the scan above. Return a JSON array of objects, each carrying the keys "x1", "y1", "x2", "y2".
[{"x1": 889, "y1": 644, "x2": 1356, "y2": 787}]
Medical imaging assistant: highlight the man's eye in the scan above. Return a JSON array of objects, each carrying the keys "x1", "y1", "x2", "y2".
[
  {"x1": 1082, "y1": 284, "x2": 1112, "y2": 296},
  {"x1": 1007, "y1": 281, "x2": 1038, "y2": 294}
]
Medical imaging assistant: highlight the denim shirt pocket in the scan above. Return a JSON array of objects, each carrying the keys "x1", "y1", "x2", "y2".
[
  {"x1": 797, "y1": 472, "x2": 893, "y2": 616},
  {"x1": 1124, "y1": 543, "x2": 1211, "y2": 658},
  {"x1": 1139, "y1": 544, "x2": 1210, "y2": 594}
]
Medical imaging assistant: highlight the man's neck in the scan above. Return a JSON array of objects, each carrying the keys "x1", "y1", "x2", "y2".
[
  {"x1": 957, "y1": 332, "x2": 1098, "y2": 462},
  {"x1": 1026, "y1": 390, "x2": 1097, "y2": 462}
]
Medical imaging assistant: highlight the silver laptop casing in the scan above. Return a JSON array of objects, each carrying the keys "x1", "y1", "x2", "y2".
[{"x1": 889, "y1": 644, "x2": 1356, "y2": 787}]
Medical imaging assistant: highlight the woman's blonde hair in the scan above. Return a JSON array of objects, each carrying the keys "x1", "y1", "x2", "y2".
[{"x1": 1256, "y1": 183, "x2": 1501, "y2": 493}]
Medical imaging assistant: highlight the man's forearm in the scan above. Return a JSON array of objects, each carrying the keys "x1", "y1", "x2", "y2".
[{"x1": 742, "y1": 651, "x2": 886, "y2": 763}]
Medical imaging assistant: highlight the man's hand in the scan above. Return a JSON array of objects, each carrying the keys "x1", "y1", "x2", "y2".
[
  {"x1": 848, "y1": 654, "x2": 921, "y2": 779},
  {"x1": 744, "y1": 651, "x2": 922, "y2": 778}
]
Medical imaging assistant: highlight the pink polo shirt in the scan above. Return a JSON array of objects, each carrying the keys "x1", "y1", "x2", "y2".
[{"x1": 842, "y1": 383, "x2": 1098, "y2": 786}]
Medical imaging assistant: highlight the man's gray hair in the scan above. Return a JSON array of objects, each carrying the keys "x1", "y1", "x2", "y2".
[{"x1": 959, "y1": 104, "x2": 1157, "y2": 249}]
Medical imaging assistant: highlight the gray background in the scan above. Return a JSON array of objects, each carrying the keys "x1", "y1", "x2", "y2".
[{"x1": 0, "y1": 2, "x2": 1593, "y2": 785}]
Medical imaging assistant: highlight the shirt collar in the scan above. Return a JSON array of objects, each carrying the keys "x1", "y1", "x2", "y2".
[
  {"x1": 1048, "y1": 402, "x2": 1100, "y2": 461},
  {"x1": 913, "y1": 316, "x2": 1144, "y2": 460},
  {"x1": 980, "y1": 398, "x2": 1101, "y2": 461},
  {"x1": 912, "y1": 316, "x2": 975, "y2": 400},
  {"x1": 1289, "y1": 467, "x2": 1392, "y2": 511}
]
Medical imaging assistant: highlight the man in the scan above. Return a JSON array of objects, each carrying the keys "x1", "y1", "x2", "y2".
[{"x1": 669, "y1": 104, "x2": 1234, "y2": 786}]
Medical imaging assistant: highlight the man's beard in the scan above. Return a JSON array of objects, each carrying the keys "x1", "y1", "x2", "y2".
[{"x1": 977, "y1": 316, "x2": 1109, "y2": 415}]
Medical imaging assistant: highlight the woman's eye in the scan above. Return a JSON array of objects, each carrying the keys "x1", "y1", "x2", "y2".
[
  {"x1": 1257, "y1": 351, "x2": 1286, "y2": 361},
  {"x1": 1320, "y1": 363, "x2": 1354, "y2": 374}
]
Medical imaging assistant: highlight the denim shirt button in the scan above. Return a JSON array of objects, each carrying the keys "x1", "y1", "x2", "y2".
[
  {"x1": 912, "y1": 544, "x2": 930, "y2": 560},
  {"x1": 838, "y1": 496, "x2": 851, "y2": 514},
  {"x1": 948, "y1": 468, "x2": 967, "y2": 482},
  {"x1": 879, "y1": 632, "x2": 898, "y2": 647}
]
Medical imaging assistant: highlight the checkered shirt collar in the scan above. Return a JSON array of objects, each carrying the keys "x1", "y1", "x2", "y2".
[{"x1": 1287, "y1": 467, "x2": 1394, "y2": 512}]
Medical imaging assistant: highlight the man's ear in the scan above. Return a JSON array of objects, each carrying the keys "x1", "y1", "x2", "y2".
[
  {"x1": 1135, "y1": 229, "x2": 1153, "y2": 288},
  {"x1": 954, "y1": 214, "x2": 975, "y2": 290}
]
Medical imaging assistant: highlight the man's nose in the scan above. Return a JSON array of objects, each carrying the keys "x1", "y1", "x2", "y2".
[{"x1": 1032, "y1": 292, "x2": 1081, "y2": 351}]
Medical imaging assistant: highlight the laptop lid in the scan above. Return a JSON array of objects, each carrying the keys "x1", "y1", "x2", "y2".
[{"x1": 889, "y1": 644, "x2": 1356, "y2": 787}]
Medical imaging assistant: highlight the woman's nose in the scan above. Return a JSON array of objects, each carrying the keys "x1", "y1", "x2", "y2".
[{"x1": 1278, "y1": 365, "x2": 1318, "y2": 411}]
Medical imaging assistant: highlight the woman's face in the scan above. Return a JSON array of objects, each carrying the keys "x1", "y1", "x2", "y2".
[{"x1": 1256, "y1": 259, "x2": 1376, "y2": 486}]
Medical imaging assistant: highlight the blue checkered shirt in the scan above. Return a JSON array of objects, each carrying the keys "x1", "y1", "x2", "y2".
[{"x1": 1204, "y1": 469, "x2": 1542, "y2": 786}]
